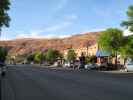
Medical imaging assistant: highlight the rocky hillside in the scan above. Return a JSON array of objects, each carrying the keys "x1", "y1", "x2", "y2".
[{"x1": 0, "y1": 32, "x2": 100, "y2": 56}]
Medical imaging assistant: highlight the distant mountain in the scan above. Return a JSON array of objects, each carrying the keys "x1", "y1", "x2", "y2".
[{"x1": 0, "y1": 32, "x2": 100, "y2": 56}]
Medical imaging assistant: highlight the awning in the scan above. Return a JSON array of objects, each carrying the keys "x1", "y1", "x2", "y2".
[{"x1": 96, "y1": 50, "x2": 111, "y2": 57}]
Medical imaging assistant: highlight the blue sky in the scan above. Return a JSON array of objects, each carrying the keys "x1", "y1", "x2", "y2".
[{"x1": 1, "y1": 0, "x2": 133, "y2": 40}]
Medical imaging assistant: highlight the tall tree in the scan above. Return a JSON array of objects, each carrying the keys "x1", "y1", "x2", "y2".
[
  {"x1": 67, "y1": 49, "x2": 77, "y2": 62},
  {"x1": 0, "y1": 47, "x2": 7, "y2": 62},
  {"x1": 54, "y1": 50, "x2": 63, "y2": 59},
  {"x1": 98, "y1": 28, "x2": 123, "y2": 66},
  {"x1": 27, "y1": 54, "x2": 35, "y2": 63},
  {"x1": 45, "y1": 48, "x2": 61, "y2": 64},
  {"x1": 34, "y1": 52, "x2": 42, "y2": 64},
  {"x1": 121, "y1": 5, "x2": 133, "y2": 32},
  {"x1": 0, "y1": 0, "x2": 11, "y2": 34},
  {"x1": 120, "y1": 35, "x2": 133, "y2": 59}
]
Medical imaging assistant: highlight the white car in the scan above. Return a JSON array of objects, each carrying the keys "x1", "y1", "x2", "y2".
[{"x1": 63, "y1": 62, "x2": 71, "y2": 68}]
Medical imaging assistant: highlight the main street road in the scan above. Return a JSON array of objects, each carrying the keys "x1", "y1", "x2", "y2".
[{"x1": 1, "y1": 65, "x2": 133, "y2": 100}]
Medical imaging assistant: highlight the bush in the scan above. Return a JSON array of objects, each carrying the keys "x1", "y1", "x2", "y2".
[{"x1": 85, "y1": 56, "x2": 97, "y2": 64}]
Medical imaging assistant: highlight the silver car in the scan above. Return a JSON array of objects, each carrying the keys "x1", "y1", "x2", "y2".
[{"x1": 85, "y1": 63, "x2": 98, "y2": 70}]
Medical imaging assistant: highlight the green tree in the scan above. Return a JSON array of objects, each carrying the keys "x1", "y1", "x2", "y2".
[
  {"x1": 45, "y1": 48, "x2": 62, "y2": 64},
  {"x1": 27, "y1": 54, "x2": 35, "y2": 63},
  {"x1": 98, "y1": 28, "x2": 123, "y2": 66},
  {"x1": 34, "y1": 52, "x2": 42, "y2": 63},
  {"x1": 54, "y1": 50, "x2": 63, "y2": 59},
  {"x1": 45, "y1": 48, "x2": 56, "y2": 64},
  {"x1": 0, "y1": 47, "x2": 7, "y2": 62},
  {"x1": 0, "y1": 0, "x2": 11, "y2": 34},
  {"x1": 127, "y1": 35, "x2": 133, "y2": 57},
  {"x1": 120, "y1": 35, "x2": 133, "y2": 59},
  {"x1": 41, "y1": 53, "x2": 46, "y2": 62},
  {"x1": 67, "y1": 49, "x2": 77, "y2": 62},
  {"x1": 121, "y1": 5, "x2": 133, "y2": 32}
]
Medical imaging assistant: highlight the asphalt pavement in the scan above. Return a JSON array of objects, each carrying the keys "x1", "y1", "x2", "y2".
[{"x1": 1, "y1": 65, "x2": 133, "y2": 100}]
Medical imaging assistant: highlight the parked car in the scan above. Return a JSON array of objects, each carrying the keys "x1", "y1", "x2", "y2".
[
  {"x1": 63, "y1": 62, "x2": 71, "y2": 68},
  {"x1": 125, "y1": 59, "x2": 133, "y2": 72},
  {"x1": 64, "y1": 61, "x2": 79, "y2": 69},
  {"x1": 53, "y1": 62, "x2": 62, "y2": 67},
  {"x1": 85, "y1": 63, "x2": 98, "y2": 70}
]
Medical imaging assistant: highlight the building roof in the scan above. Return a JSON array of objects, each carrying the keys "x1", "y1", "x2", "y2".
[{"x1": 96, "y1": 50, "x2": 111, "y2": 57}]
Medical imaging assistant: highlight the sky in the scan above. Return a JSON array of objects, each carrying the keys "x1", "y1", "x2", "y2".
[{"x1": 1, "y1": 0, "x2": 133, "y2": 40}]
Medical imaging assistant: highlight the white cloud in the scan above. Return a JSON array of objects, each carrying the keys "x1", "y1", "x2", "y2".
[
  {"x1": 65, "y1": 14, "x2": 78, "y2": 21},
  {"x1": 2, "y1": 13, "x2": 79, "y2": 40},
  {"x1": 16, "y1": 32, "x2": 42, "y2": 39},
  {"x1": 0, "y1": 36, "x2": 10, "y2": 41},
  {"x1": 16, "y1": 31, "x2": 71, "y2": 39},
  {"x1": 44, "y1": 21, "x2": 72, "y2": 32},
  {"x1": 54, "y1": 0, "x2": 68, "y2": 12},
  {"x1": 28, "y1": 14, "x2": 78, "y2": 34},
  {"x1": 15, "y1": 20, "x2": 73, "y2": 39},
  {"x1": 41, "y1": 34, "x2": 71, "y2": 39},
  {"x1": 17, "y1": 28, "x2": 131, "y2": 39},
  {"x1": 82, "y1": 28, "x2": 105, "y2": 33},
  {"x1": 124, "y1": 29, "x2": 133, "y2": 36},
  {"x1": 30, "y1": 21, "x2": 72, "y2": 34},
  {"x1": 2, "y1": 13, "x2": 77, "y2": 40}
]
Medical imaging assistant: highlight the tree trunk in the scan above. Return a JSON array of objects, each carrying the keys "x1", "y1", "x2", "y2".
[
  {"x1": 115, "y1": 51, "x2": 117, "y2": 69},
  {"x1": 87, "y1": 46, "x2": 88, "y2": 57},
  {"x1": 124, "y1": 57, "x2": 127, "y2": 68}
]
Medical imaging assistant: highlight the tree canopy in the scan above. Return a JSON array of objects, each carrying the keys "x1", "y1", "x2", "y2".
[
  {"x1": 0, "y1": 0, "x2": 11, "y2": 32},
  {"x1": 121, "y1": 5, "x2": 133, "y2": 32},
  {"x1": 120, "y1": 35, "x2": 133, "y2": 58},
  {"x1": 27, "y1": 54, "x2": 35, "y2": 62},
  {"x1": 98, "y1": 28, "x2": 123, "y2": 55},
  {"x1": 98, "y1": 28, "x2": 124, "y2": 66},
  {"x1": 67, "y1": 49, "x2": 77, "y2": 62},
  {"x1": 45, "y1": 48, "x2": 61, "y2": 63},
  {"x1": 0, "y1": 47, "x2": 7, "y2": 62},
  {"x1": 34, "y1": 52, "x2": 42, "y2": 63}
]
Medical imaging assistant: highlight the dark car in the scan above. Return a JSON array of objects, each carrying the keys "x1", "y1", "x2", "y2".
[{"x1": 0, "y1": 62, "x2": 6, "y2": 76}]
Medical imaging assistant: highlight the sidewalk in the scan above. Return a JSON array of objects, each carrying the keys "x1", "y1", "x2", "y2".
[{"x1": 101, "y1": 70, "x2": 133, "y2": 74}]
